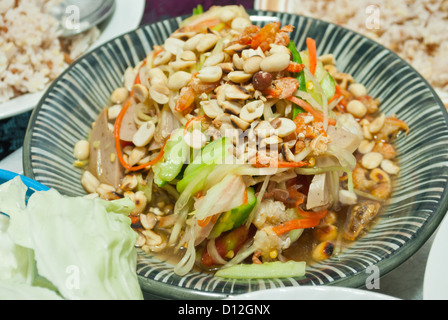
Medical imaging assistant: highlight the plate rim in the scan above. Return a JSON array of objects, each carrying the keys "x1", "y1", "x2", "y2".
[{"x1": 23, "y1": 9, "x2": 448, "y2": 298}]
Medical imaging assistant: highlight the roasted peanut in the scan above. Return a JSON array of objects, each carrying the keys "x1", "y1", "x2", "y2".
[
  {"x1": 197, "y1": 65, "x2": 223, "y2": 83},
  {"x1": 228, "y1": 70, "x2": 252, "y2": 83},
  {"x1": 243, "y1": 55, "x2": 263, "y2": 74},
  {"x1": 361, "y1": 152, "x2": 383, "y2": 169},
  {"x1": 381, "y1": 159, "x2": 400, "y2": 175},
  {"x1": 168, "y1": 71, "x2": 192, "y2": 90},
  {"x1": 313, "y1": 225, "x2": 338, "y2": 242},
  {"x1": 312, "y1": 241, "x2": 335, "y2": 261},
  {"x1": 133, "y1": 121, "x2": 155, "y2": 147},
  {"x1": 196, "y1": 33, "x2": 219, "y2": 53},
  {"x1": 73, "y1": 140, "x2": 89, "y2": 161},
  {"x1": 81, "y1": 170, "x2": 100, "y2": 194},
  {"x1": 348, "y1": 83, "x2": 368, "y2": 98},
  {"x1": 240, "y1": 100, "x2": 264, "y2": 122},
  {"x1": 110, "y1": 87, "x2": 129, "y2": 104},
  {"x1": 252, "y1": 71, "x2": 272, "y2": 91},
  {"x1": 347, "y1": 100, "x2": 367, "y2": 118},
  {"x1": 260, "y1": 53, "x2": 290, "y2": 72}
]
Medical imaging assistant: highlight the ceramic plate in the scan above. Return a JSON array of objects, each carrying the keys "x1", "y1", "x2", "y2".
[
  {"x1": 0, "y1": 0, "x2": 145, "y2": 120},
  {"x1": 227, "y1": 286, "x2": 399, "y2": 300},
  {"x1": 23, "y1": 10, "x2": 448, "y2": 299}
]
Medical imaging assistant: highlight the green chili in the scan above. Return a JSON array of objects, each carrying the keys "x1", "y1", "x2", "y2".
[
  {"x1": 193, "y1": 4, "x2": 203, "y2": 15},
  {"x1": 287, "y1": 40, "x2": 306, "y2": 119}
]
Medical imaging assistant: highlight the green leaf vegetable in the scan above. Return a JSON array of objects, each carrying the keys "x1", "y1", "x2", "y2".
[
  {"x1": 287, "y1": 40, "x2": 306, "y2": 119},
  {"x1": 153, "y1": 128, "x2": 190, "y2": 187},
  {"x1": 0, "y1": 177, "x2": 143, "y2": 300},
  {"x1": 192, "y1": 4, "x2": 203, "y2": 15}
]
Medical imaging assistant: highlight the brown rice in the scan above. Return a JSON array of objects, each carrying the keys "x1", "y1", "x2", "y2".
[{"x1": 0, "y1": 0, "x2": 99, "y2": 103}]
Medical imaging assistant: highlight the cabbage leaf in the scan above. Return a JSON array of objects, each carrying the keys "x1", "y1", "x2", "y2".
[{"x1": 0, "y1": 177, "x2": 143, "y2": 300}]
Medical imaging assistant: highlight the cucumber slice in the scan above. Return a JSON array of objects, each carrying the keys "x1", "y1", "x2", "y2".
[
  {"x1": 183, "y1": 137, "x2": 231, "y2": 177},
  {"x1": 209, "y1": 187, "x2": 257, "y2": 239},
  {"x1": 320, "y1": 72, "x2": 336, "y2": 100},
  {"x1": 153, "y1": 129, "x2": 189, "y2": 187},
  {"x1": 215, "y1": 260, "x2": 306, "y2": 279},
  {"x1": 176, "y1": 164, "x2": 215, "y2": 194}
]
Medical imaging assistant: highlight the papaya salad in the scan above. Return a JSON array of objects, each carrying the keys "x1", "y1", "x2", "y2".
[{"x1": 74, "y1": 5, "x2": 409, "y2": 278}]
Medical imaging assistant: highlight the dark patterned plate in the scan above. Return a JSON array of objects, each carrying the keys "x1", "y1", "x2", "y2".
[{"x1": 23, "y1": 10, "x2": 448, "y2": 299}]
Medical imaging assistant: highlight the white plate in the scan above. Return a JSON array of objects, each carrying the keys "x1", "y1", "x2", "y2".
[
  {"x1": 0, "y1": 0, "x2": 145, "y2": 120},
  {"x1": 227, "y1": 286, "x2": 399, "y2": 300},
  {"x1": 423, "y1": 214, "x2": 448, "y2": 300}
]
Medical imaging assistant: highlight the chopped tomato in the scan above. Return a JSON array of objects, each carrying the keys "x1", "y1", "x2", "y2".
[{"x1": 201, "y1": 225, "x2": 251, "y2": 267}]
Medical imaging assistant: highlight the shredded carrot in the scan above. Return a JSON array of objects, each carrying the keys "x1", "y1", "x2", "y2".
[
  {"x1": 114, "y1": 99, "x2": 167, "y2": 172},
  {"x1": 334, "y1": 85, "x2": 348, "y2": 107},
  {"x1": 277, "y1": 161, "x2": 310, "y2": 168},
  {"x1": 288, "y1": 96, "x2": 337, "y2": 126},
  {"x1": 184, "y1": 114, "x2": 206, "y2": 134},
  {"x1": 129, "y1": 215, "x2": 140, "y2": 225},
  {"x1": 330, "y1": 86, "x2": 348, "y2": 112},
  {"x1": 328, "y1": 93, "x2": 338, "y2": 104},
  {"x1": 287, "y1": 184, "x2": 305, "y2": 208},
  {"x1": 113, "y1": 59, "x2": 167, "y2": 172},
  {"x1": 132, "y1": 60, "x2": 146, "y2": 87},
  {"x1": 196, "y1": 190, "x2": 204, "y2": 198},
  {"x1": 253, "y1": 158, "x2": 309, "y2": 169},
  {"x1": 198, "y1": 215, "x2": 212, "y2": 227},
  {"x1": 153, "y1": 48, "x2": 164, "y2": 59},
  {"x1": 243, "y1": 188, "x2": 248, "y2": 205},
  {"x1": 272, "y1": 218, "x2": 321, "y2": 236},
  {"x1": 198, "y1": 214, "x2": 219, "y2": 228},
  {"x1": 297, "y1": 207, "x2": 328, "y2": 219},
  {"x1": 286, "y1": 184, "x2": 327, "y2": 219},
  {"x1": 329, "y1": 93, "x2": 345, "y2": 113},
  {"x1": 284, "y1": 181, "x2": 328, "y2": 227},
  {"x1": 306, "y1": 37, "x2": 317, "y2": 75}
]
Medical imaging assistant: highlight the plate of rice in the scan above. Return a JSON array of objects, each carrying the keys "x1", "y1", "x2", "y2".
[{"x1": 0, "y1": 0, "x2": 146, "y2": 120}]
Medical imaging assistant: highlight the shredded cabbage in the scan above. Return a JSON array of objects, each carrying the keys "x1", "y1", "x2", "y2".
[{"x1": 0, "y1": 177, "x2": 143, "y2": 300}]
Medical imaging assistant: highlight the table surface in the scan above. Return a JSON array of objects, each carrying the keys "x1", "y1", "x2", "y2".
[{"x1": 0, "y1": 0, "x2": 440, "y2": 300}]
